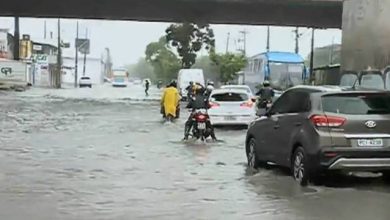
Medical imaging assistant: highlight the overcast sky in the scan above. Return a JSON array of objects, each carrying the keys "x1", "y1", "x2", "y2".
[{"x1": 0, "y1": 17, "x2": 341, "y2": 67}]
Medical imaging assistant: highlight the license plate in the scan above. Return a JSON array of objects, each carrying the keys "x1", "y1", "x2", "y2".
[
  {"x1": 357, "y1": 139, "x2": 383, "y2": 147},
  {"x1": 224, "y1": 116, "x2": 236, "y2": 121},
  {"x1": 198, "y1": 122, "x2": 206, "y2": 130}
]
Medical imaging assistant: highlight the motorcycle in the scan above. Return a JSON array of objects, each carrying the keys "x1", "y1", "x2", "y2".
[
  {"x1": 191, "y1": 109, "x2": 211, "y2": 141},
  {"x1": 256, "y1": 99, "x2": 273, "y2": 116}
]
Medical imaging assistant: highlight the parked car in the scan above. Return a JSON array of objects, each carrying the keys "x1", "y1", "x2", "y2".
[
  {"x1": 339, "y1": 70, "x2": 385, "y2": 90},
  {"x1": 208, "y1": 89, "x2": 256, "y2": 126},
  {"x1": 246, "y1": 85, "x2": 390, "y2": 185},
  {"x1": 79, "y1": 76, "x2": 92, "y2": 88},
  {"x1": 220, "y1": 85, "x2": 254, "y2": 97}
]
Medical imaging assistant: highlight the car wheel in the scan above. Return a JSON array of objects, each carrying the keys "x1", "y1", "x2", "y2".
[
  {"x1": 382, "y1": 171, "x2": 390, "y2": 183},
  {"x1": 89, "y1": 85, "x2": 92, "y2": 88},
  {"x1": 292, "y1": 147, "x2": 309, "y2": 186},
  {"x1": 247, "y1": 138, "x2": 260, "y2": 170}
]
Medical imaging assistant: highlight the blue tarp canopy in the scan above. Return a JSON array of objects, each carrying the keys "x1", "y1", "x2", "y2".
[{"x1": 265, "y1": 51, "x2": 304, "y2": 63}]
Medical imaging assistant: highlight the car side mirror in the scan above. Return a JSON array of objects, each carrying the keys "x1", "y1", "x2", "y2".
[{"x1": 251, "y1": 97, "x2": 257, "y2": 102}]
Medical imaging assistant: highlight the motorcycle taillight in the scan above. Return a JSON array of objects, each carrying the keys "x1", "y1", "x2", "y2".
[{"x1": 195, "y1": 114, "x2": 207, "y2": 122}]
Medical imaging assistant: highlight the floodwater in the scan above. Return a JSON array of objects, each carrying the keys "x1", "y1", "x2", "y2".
[{"x1": 1, "y1": 86, "x2": 390, "y2": 220}]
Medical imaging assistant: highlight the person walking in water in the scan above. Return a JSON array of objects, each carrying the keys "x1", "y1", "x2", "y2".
[{"x1": 145, "y1": 80, "x2": 150, "y2": 96}]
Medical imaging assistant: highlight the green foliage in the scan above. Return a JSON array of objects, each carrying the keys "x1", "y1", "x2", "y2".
[
  {"x1": 210, "y1": 52, "x2": 247, "y2": 83},
  {"x1": 305, "y1": 44, "x2": 341, "y2": 68},
  {"x1": 166, "y1": 23, "x2": 215, "y2": 69},
  {"x1": 192, "y1": 56, "x2": 220, "y2": 83},
  {"x1": 126, "y1": 58, "x2": 155, "y2": 81},
  {"x1": 145, "y1": 37, "x2": 181, "y2": 81}
]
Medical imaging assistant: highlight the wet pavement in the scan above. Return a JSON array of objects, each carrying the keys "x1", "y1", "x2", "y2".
[{"x1": 1, "y1": 86, "x2": 390, "y2": 220}]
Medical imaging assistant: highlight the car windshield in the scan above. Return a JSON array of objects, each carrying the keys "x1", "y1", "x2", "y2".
[
  {"x1": 222, "y1": 86, "x2": 251, "y2": 94},
  {"x1": 114, "y1": 77, "x2": 125, "y2": 82},
  {"x1": 340, "y1": 73, "x2": 358, "y2": 87},
  {"x1": 269, "y1": 62, "x2": 303, "y2": 90},
  {"x1": 360, "y1": 74, "x2": 385, "y2": 89},
  {"x1": 211, "y1": 92, "x2": 248, "y2": 102},
  {"x1": 322, "y1": 93, "x2": 390, "y2": 115}
]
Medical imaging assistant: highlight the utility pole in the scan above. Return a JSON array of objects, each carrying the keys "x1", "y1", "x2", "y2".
[
  {"x1": 74, "y1": 21, "x2": 79, "y2": 88},
  {"x1": 293, "y1": 27, "x2": 300, "y2": 54},
  {"x1": 329, "y1": 36, "x2": 335, "y2": 65},
  {"x1": 225, "y1": 32, "x2": 230, "y2": 53},
  {"x1": 13, "y1": 17, "x2": 20, "y2": 60},
  {"x1": 239, "y1": 30, "x2": 248, "y2": 56},
  {"x1": 44, "y1": 20, "x2": 47, "y2": 39},
  {"x1": 56, "y1": 18, "x2": 62, "y2": 88},
  {"x1": 82, "y1": 28, "x2": 88, "y2": 76},
  {"x1": 309, "y1": 28, "x2": 315, "y2": 83},
  {"x1": 266, "y1": 26, "x2": 270, "y2": 52}
]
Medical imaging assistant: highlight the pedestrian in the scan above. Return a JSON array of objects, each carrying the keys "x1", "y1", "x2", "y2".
[{"x1": 145, "y1": 80, "x2": 150, "y2": 96}]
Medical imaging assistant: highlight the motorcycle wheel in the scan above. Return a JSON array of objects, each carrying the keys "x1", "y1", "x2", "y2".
[{"x1": 199, "y1": 129, "x2": 205, "y2": 141}]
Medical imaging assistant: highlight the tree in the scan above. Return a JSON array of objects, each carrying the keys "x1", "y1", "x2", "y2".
[
  {"x1": 192, "y1": 55, "x2": 220, "y2": 83},
  {"x1": 126, "y1": 58, "x2": 155, "y2": 81},
  {"x1": 210, "y1": 52, "x2": 247, "y2": 83},
  {"x1": 165, "y1": 23, "x2": 215, "y2": 69},
  {"x1": 145, "y1": 37, "x2": 181, "y2": 81}
]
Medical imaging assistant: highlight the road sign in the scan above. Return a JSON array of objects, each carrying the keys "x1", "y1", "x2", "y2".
[{"x1": 76, "y1": 38, "x2": 90, "y2": 54}]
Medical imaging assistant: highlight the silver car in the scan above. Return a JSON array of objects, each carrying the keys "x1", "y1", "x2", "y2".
[{"x1": 246, "y1": 85, "x2": 390, "y2": 185}]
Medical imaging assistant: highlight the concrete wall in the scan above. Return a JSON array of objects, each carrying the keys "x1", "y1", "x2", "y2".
[
  {"x1": 341, "y1": 0, "x2": 390, "y2": 71},
  {"x1": 1, "y1": 0, "x2": 342, "y2": 28}
]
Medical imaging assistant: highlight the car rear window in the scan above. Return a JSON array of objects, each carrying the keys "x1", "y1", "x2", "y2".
[
  {"x1": 360, "y1": 74, "x2": 385, "y2": 90},
  {"x1": 212, "y1": 92, "x2": 248, "y2": 102},
  {"x1": 322, "y1": 93, "x2": 390, "y2": 115}
]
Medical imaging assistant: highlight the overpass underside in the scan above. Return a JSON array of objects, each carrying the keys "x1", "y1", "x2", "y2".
[{"x1": 1, "y1": 0, "x2": 342, "y2": 28}]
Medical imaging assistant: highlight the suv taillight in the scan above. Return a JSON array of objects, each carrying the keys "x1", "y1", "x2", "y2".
[{"x1": 310, "y1": 115, "x2": 346, "y2": 128}]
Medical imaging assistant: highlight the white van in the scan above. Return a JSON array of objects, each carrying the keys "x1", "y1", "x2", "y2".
[{"x1": 177, "y1": 69, "x2": 205, "y2": 100}]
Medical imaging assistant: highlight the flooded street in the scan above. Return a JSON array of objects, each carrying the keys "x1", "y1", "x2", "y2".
[{"x1": 1, "y1": 86, "x2": 390, "y2": 220}]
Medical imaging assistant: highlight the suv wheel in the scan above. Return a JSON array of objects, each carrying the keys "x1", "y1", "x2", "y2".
[
  {"x1": 382, "y1": 171, "x2": 390, "y2": 183},
  {"x1": 247, "y1": 138, "x2": 259, "y2": 170},
  {"x1": 292, "y1": 147, "x2": 310, "y2": 186}
]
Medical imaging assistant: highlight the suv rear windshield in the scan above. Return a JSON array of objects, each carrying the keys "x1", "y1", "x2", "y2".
[
  {"x1": 212, "y1": 92, "x2": 248, "y2": 102},
  {"x1": 322, "y1": 93, "x2": 390, "y2": 115}
]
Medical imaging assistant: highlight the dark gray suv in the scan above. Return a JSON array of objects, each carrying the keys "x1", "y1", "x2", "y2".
[{"x1": 246, "y1": 85, "x2": 390, "y2": 185}]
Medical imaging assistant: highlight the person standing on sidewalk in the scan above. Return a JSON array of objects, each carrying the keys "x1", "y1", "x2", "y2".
[{"x1": 145, "y1": 80, "x2": 150, "y2": 96}]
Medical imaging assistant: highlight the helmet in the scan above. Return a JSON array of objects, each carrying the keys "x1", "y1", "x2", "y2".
[
  {"x1": 207, "y1": 81, "x2": 214, "y2": 86},
  {"x1": 263, "y1": 80, "x2": 270, "y2": 86},
  {"x1": 189, "y1": 81, "x2": 194, "y2": 85},
  {"x1": 170, "y1": 80, "x2": 177, "y2": 88},
  {"x1": 206, "y1": 85, "x2": 214, "y2": 91}
]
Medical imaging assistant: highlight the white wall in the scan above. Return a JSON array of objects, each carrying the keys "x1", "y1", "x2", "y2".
[{"x1": 62, "y1": 56, "x2": 103, "y2": 85}]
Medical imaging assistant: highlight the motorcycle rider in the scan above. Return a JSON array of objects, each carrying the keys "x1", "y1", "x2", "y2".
[
  {"x1": 205, "y1": 81, "x2": 215, "y2": 99},
  {"x1": 161, "y1": 81, "x2": 180, "y2": 121},
  {"x1": 185, "y1": 81, "x2": 194, "y2": 101},
  {"x1": 256, "y1": 80, "x2": 275, "y2": 109},
  {"x1": 183, "y1": 86, "x2": 217, "y2": 141}
]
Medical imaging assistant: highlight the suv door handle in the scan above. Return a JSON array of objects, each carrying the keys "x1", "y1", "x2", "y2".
[{"x1": 294, "y1": 122, "x2": 302, "y2": 126}]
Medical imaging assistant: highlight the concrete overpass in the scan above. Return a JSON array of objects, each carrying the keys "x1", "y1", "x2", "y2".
[{"x1": 1, "y1": 0, "x2": 343, "y2": 28}]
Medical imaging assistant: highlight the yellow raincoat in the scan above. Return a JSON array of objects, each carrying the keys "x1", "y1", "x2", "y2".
[{"x1": 161, "y1": 87, "x2": 180, "y2": 117}]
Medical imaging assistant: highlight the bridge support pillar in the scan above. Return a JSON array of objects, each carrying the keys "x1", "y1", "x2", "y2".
[{"x1": 341, "y1": 0, "x2": 390, "y2": 72}]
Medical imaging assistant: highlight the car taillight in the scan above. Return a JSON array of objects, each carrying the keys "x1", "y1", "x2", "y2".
[
  {"x1": 240, "y1": 101, "x2": 253, "y2": 108},
  {"x1": 209, "y1": 102, "x2": 220, "y2": 108},
  {"x1": 310, "y1": 115, "x2": 346, "y2": 128}
]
